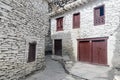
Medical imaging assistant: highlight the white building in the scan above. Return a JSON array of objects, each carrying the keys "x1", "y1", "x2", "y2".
[{"x1": 50, "y1": 0, "x2": 120, "y2": 76}]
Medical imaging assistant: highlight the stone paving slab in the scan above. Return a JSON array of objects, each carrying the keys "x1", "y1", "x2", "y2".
[
  {"x1": 25, "y1": 56, "x2": 68, "y2": 80},
  {"x1": 62, "y1": 75, "x2": 76, "y2": 80},
  {"x1": 70, "y1": 62, "x2": 111, "y2": 80}
]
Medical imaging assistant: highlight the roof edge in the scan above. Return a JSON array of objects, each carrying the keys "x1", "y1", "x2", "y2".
[{"x1": 49, "y1": 0, "x2": 90, "y2": 17}]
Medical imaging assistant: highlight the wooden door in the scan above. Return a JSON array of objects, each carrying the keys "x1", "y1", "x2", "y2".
[
  {"x1": 78, "y1": 37, "x2": 108, "y2": 65},
  {"x1": 92, "y1": 40, "x2": 107, "y2": 65},
  {"x1": 54, "y1": 40, "x2": 62, "y2": 56},
  {"x1": 28, "y1": 43, "x2": 36, "y2": 62},
  {"x1": 79, "y1": 41, "x2": 91, "y2": 62}
]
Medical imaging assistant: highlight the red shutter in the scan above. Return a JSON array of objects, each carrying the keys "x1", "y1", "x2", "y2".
[
  {"x1": 76, "y1": 14, "x2": 80, "y2": 28},
  {"x1": 94, "y1": 5, "x2": 105, "y2": 26},
  {"x1": 73, "y1": 14, "x2": 75, "y2": 28},
  {"x1": 73, "y1": 13, "x2": 80, "y2": 28},
  {"x1": 58, "y1": 19, "x2": 60, "y2": 30},
  {"x1": 60, "y1": 18, "x2": 63, "y2": 30},
  {"x1": 56, "y1": 17, "x2": 63, "y2": 31},
  {"x1": 74, "y1": 15, "x2": 77, "y2": 27}
]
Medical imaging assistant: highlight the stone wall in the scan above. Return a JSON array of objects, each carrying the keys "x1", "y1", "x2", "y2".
[
  {"x1": 51, "y1": 0, "x2": 120, "y2": 67},
  {"x1": 45, "y1": 19, "x2": 52, "y2": 55},
  {"x1": 0, "y1": 0, "x2": 49, "y2": 80}
]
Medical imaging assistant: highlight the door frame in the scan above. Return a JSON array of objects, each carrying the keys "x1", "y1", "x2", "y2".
[
  {"x1": 54, "y1": 39, "x2": 62, "y2": 56},
  {"x1": 77, "y1": 37, "x2": 108, "y2": 65}
]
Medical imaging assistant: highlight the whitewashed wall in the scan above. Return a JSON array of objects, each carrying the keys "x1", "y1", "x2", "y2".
[{"x1": 51, "y1": 0, "x2": 120, "y2": 67}]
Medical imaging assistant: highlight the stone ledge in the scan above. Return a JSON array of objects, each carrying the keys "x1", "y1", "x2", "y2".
[{"x1": 49, "y1": 0, "x2": 91, "y2": 17}]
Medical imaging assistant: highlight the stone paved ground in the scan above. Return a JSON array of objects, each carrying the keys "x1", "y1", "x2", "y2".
[
  {"x1": 25, "y1": 56, "x2": 77, "y2": 80},
  {"x1": 70, "y1": 62, "x2": 112, "y2": 80},
  {"x1": 25, "y1": 55, "x2": 112, "y2": 80}
]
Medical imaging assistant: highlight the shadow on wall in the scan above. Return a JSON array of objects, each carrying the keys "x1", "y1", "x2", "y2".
[
  {"x1": 63, "y1": 37, "x2": 76, "y2": 61},
  {"x1": 45, "y1": 51, "x2": 52, "y2": 55},
  {"x1": 111, "y1": 25, "x2": 120, "y2": 80},
  {"x1": 62, "y1": 32, "x2": 75, "y2": 61},
  {"x1": 62, "y1": 45, "x2": 74, "y2": 61}
]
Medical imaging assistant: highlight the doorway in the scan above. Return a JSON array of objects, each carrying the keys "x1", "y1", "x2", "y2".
[
  {"x1": 78, "y1": 37, "x2": 107, "y2": 65},
  {"x1": 54, "y1": 39, "x2": 62, "y2": 56}
]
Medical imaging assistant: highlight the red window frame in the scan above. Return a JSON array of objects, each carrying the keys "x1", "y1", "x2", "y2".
[
  {"x1": 73, "y1": 13, "x2": 80, "y2": 28},
  {"x1": 94, "y1": 5, "x2": 105, "y2": 26},
  {"x1": 56, "y1": 17, "x2": 63, "y2": 31}
]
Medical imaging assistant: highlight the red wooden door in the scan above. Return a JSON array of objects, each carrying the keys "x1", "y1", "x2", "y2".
[
  {"x1": 54, "y1": 40, "x2": 62, "y2": 56},
  {"x1": 78, "y1": 38, "x2": 107, "y2": 65},
  {"x1": 79, "y1": 41, "x2": 91, "y2": 62},
  {"x1": 92, "y1": 40, "x2": 107, "y2": 65}
]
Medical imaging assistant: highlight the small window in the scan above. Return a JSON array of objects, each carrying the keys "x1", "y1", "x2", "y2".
[
  {"x1": 94, "y1": 5, "x2": 105, "y2": 26},
  {"x1": 28, "y1": 42, "x2": 36, "y2": 62},
  {"x1": 56, "y1": 17, "x2": 63, "y2": 31},
  {"x1": 73, "y1": 13, "x2": 80, "y2": 28}
]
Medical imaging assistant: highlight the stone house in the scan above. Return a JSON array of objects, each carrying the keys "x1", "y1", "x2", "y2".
[
  {"x1": 0, "y1": 0, "x2": 49, "y2": 80},
  {"x1": 49, "y1": 0, "x2": 120, "y2": 78}
]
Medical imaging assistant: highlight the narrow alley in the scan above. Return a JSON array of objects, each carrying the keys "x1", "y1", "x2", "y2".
[
  {"x1": 0, "y1": 0, "x2": 120, "y2": 80},
  {"x1": 25, "y1": 56, "x2": 76, "y2": 80}
]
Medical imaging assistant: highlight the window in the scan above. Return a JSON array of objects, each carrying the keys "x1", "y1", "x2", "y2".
[
  {"x1": 73, "y1": 13, "x2": 80, "y2": 28},
  {"x1": 94, "y1": 5, "x2": 105, "y2": 26},
  {"x1": 56, "y1": 17, "x2": 63, "y2": 31},
  {"x1": 28, "y1": 42, "x2": 36, "y2": 62}
]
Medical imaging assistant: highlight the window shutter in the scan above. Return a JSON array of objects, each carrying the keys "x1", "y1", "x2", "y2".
[
  {"x1": 57, "y1": 19, "x2": 60, "y2": 30},
  {"x1": 95, "y1": 9, "x2": 100, "y2": 25},
  {"x1": 56, "y1": 17, "x2": 63, "y2": 31},
  {"x1": 74, "y1": 15, "x2": 77, "y2": 27},
  {"x1": 73, "y1": 14, "x2": 75, "y2": 27},
  {"x1": 60, "y1": 18, "x2": 63, "y2": 29},
  {"x1": 73, "y1": 13, "x2": 80, "y2": 28},
  {"x1": 28, "y1": 43, "x2": 36, "y2": 62},
  {"x1": 94, "y1": 5, "x2": 105, "y2": 26},
  {"x1": 76, "y1": 14, "x2": 80, "y2": 28}
]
